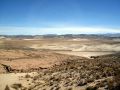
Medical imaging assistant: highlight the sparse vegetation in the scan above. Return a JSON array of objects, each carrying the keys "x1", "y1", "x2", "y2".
[
  {"x1": 0, "y1": 37, "x2": 120, "y2": 90},
  {"x1": 86, "y1": 86, "x2": 97, "y2": 90},
  {"x1": 4, "y1": 85, "x2": 10, "y2": 90}
]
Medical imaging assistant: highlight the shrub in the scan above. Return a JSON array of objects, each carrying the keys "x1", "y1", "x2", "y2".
[
  {"x1": 5, "y1": 85, "x2": 10, "y2": 90},
  {"x1": 86, "y1": 86, "x2": 98, "y2": 90}
]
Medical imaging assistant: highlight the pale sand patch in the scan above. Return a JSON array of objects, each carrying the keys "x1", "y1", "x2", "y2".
[
  {"x1": 55, "y1": 51, "x2": 115, "y2": 58},
  {"x1": 0, "y1": 72, "x2": 38, "y2": 90},
  {"x1": 29, "y1": 43, "x2": 120, "y2": 52}
]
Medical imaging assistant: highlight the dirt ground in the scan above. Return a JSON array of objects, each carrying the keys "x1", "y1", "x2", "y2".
[
  {"x1": 0, "y1": 49, "x2": 83, "y2": 73},
  {"x1": 0, "y1": 38, "x2": 120, "y2": 90}
]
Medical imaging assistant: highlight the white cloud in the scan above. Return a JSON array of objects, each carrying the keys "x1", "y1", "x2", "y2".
[{"x1": 0, "y1": 26, "x2": 120, "y2": 35}]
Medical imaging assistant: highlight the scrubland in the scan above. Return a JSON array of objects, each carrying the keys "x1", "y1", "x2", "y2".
[{"x1": 0, "y1": 37, "x2": 120, "y2": 90}]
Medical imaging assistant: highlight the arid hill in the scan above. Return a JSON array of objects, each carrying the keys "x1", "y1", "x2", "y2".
[
  {"x1": 0, "y1": 49, "x2": 84, "y2": 73},
  {"x1": 0, "y1": 49, "x2": 120, "y2": 90}
]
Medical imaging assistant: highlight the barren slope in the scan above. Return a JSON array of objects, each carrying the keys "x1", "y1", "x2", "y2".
[{"x1": 0, "y1": 49, "x2": 84, "y2": 73}]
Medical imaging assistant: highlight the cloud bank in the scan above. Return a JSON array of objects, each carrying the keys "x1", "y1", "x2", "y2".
[{"x1": 0, "y1": 26, "x2": 120, "y2": 35}]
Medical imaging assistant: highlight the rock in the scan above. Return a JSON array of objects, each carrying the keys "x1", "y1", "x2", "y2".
[
  {"x1": 104, "y1": 85, "x2": 109, "y2": 89},
  {"x1": 77, "y1": 79, "x2": 87, "y2": 86},
  {"x1": 11, "y1": 83, "x2": 22, "y2": 89},
  {"x1": 1, "y1": 64, "x2": 12, "y2": 73},
  {"x1": 50, "y1": 85, "x2": 60, "y2": 90}
]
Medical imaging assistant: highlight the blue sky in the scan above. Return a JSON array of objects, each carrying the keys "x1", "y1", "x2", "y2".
[{"x1": 0, "y1": 0, "x2": 120, "y2": 35}]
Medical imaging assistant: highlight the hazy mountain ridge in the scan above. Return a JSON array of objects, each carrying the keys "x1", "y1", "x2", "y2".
[{"x1": 0, "y1": 33, "x2": 120, "y2": 39}]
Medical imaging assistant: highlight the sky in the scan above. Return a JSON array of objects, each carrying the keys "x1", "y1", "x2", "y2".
[{"x1": 0, "y1": 0, "x2": 120, "y2": 35}]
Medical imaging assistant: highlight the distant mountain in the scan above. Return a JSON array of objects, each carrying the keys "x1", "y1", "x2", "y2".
[
  {"x1": 0, "y1": 33, "x2": 120, "y2": 39},
  {"x1": 102, "y1": 33, "x2": 120, "y2": 37}
]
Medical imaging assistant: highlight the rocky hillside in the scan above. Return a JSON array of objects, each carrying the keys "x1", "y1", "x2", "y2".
[{"x1": 6, "y1": 53, "x2": 120, "y2": 90}]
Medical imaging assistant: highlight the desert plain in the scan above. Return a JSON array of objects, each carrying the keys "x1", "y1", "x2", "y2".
[{"x1": 0, "y1": 35, "x2": 120, "y2": 90}]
